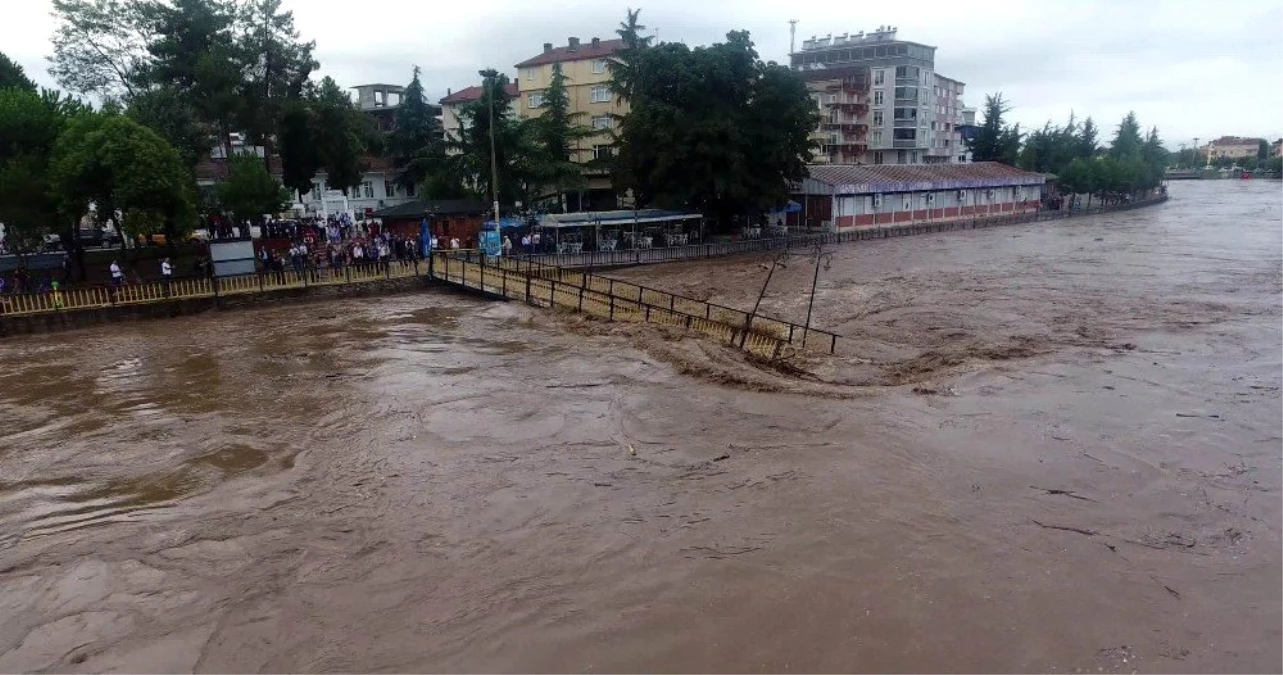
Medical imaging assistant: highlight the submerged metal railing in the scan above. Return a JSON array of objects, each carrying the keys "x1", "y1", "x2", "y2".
[{"x1": 432, "y1": 250, "x2": 813, "y2": 359}]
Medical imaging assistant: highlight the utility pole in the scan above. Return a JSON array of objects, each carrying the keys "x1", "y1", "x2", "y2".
[
  {"x1": 789, "y1": 19, "x2": 798, "y2": 58},
  {"x1": 480, "y1": 68, "x2": 502, "y2": 231}
]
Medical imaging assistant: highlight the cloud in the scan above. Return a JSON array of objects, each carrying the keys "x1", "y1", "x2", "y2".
[{"x1": 3, "y1": 0, "x2": 1280, "y2": 145}]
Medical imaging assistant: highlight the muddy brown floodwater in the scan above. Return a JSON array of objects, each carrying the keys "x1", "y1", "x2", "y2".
[{"x1": 1, "y1": 180, "x2": 1280, "y2": 673}]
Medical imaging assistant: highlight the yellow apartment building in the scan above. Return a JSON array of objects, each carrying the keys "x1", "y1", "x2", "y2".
[
  {"x1": 515, "y1": 36, "x2": 627, "y2": 209},
  {"x1": 438, "y1": 82, "x2": 519, "y2": 151}
]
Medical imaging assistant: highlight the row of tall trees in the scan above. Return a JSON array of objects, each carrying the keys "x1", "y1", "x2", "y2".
[
  {"x1": 47, "y1": 0, "x2": 374, "y2": 204},
  {"x1": 972, "y1": 94, "x2": 1169, "y2": 206},
  {"x1": 385, "y1": 8, "x2": 819, "y2": 228},
  {"x1": 7, "y1": 1, "x2": 859, "y2": 252},
  {"x1": 607, "y1": 11, "x2": 818, "y2": 227},
  {"x1": 0, "y1": 64, "x2": 194, "y2": 270}
]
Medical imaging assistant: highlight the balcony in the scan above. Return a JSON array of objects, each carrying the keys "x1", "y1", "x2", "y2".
[
  {"x1": 892, "y1": 119, "x2": 917, "y2": 128},
  {"x1": 830, "y1": 101, "x2": 869, "y2": 115},
  {"x1": 826, "y1": 142, "x2": 867, "y2": 155},
  {"x1": 892, "y1": 139, "x2": 919, "y2": 149},
  {"x1": 823, "y1": 122, "x2": 869, "y2": 135}
]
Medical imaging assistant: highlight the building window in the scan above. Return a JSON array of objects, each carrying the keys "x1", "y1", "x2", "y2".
[
  {"x1": 592, "y1": 59, "x2": 608, "y2": 74},
  {"x1": 873, "y1": 151, "x2": 885, "y2": 165},
  {"x1": 893, "y1": 107, "x2": 917, "y2": 120},
  {"x1": 825, "y1": 93, "x2": 837, "y2": 104},
  {"x1": 521, "y1": 67, "x2": 537, "y2": 81},
  {"x1": 872, "y1": 130, "x2": 883, "y2": 145},
  {"x1": 405, "y1": 183, "x2": 415, "y2": 197},
  {"x1": 385, "y1": 180, "x2": 396, "y2": 198},
  {"x1": 591, "y1": 85, "x2": 611, "y2": 103},
  {"x1": 362, "y1": 181, "x2": 374, "y2": 199},
  {"x1": 873, "y1": 90, "x2": 884, "y2": 105},
  {"x1": 828, "y1": 132, "x2": 839, "y2": 144},
  {"x1": 873, "y1": 69, "x2": 885, "y2": 86},
  {"x1": 312, "y1": 181, "x2": 323, "y2": 197},
  {"x1": 593, "y1": 144, "x2": 614, "y2": 160},
  {"x1": 591, "y1": 115, "x2": 612, "y2": 131},
  {"x1": 898, "y1": 149, "x2": 907, "y2": 163},
  {"x1": 893, "y1": 128, "x2": 916, "y2": 141},
  {"x1": 527, "y1": 92, "x2": 545, "y2": 108},
  {"x1": 873, "y1": 110, "x2": 884, "y2": 125}
]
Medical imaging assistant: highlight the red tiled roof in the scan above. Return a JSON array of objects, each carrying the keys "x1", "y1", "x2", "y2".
[
  {"x1": 1209, "y1": 136, "x2": 1263, "y2": 146},
  {"x1": 195, "y1": 154, "x2": 395, "y2": 182},
  {"x1": 439, "y1": 83, "x2": 519, "y2": 105},
  {"x1": 195, "y1": 155, "x2": 284, "y2": 181},
  {"x1": 515, "y1": 38, "x2": 625, "y2": 69},
  {"x1": 804, "y1": 162, "x2": 1046, "y2": 193}
]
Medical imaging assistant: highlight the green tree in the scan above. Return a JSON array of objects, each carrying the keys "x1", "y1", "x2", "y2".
[
  {"x1": 388, "y1": 66, "x2": 444, "y2": 191},
  {"x1": 234, "y1": 0, "x2": 317, "y2": 171},
  {"x1": 216, "y1": 153, "x2": 289, "y2": 225},
  {"x1": 1139, "y1": 126, "x2": 1168, "y2": 189},
  {"x1": 610, "y1": 25, "x2": 817, "y2": 228},
  {"x1": 1109, "y1": 111, "x2": 1143, "y2": 159},
  {"x1": 276, "y1": 97, "x2": 321, "y2": 198},
  {"x1": 1018, "y1": 121, "x2": 1058, "y2": 173},
  {"x1": 144, "y1": 0, "x2": 236, "y2": 91},
  {"x1": 530, "y1": 62, "x2": 592, "y2": 209},
  {"x1": 0, "y1": 88, "x2": 87, "y2": 252},
  {"x1": 50, "y1": 113, "x2": 195, "y2": 250},
  {"x1": 1266, "y1": 156, "x2": 1282, "y2": 175},
  {"x1": 1257, "y1": 139, "x2": 1269, "y2": 160},
  {"x1": 49, "y1": 0, "x2": 154, "y2": 99},
  {"x1": 446, "y1": 71, "x2": 535, "y2": 207},
  {"x1": 0, "y1": 53, "x2": 37, "y2": 92},
  {"x1": 607, "y1": 8, "x2": 652, "y2": 103},
  {"x1": 311, "y1": 76, "x2": 367, "y2": 192},
  {"x1": 126, "y1": 85, "x2": 207, "y2": 169},
  {"x1": 1078, "y1": 116, "x2": 1099, "y2": 158},
  {"x1": 970, "y1": 93, "x2": 1011, "y2": 162}
]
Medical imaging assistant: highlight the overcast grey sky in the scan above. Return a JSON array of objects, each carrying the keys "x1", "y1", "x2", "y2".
[{"x1": 4, "y1": 0, "x2": 1281, "y2": 148}]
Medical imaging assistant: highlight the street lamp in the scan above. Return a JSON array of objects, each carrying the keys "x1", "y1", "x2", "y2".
[
  {"x1": 740, "y1": 249, "x2": 792, "y2": 348},
  {"x1": 479, "y1": 69, "x2": 502, "y2": 234},
  {"x1": 802, "y1": 245, "x2": 834, "y2": 349}
]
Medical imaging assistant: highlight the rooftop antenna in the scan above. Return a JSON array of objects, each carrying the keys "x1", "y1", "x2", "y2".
[{"x1": 789, "y1": 19, "x2": 798, "y2": 56}]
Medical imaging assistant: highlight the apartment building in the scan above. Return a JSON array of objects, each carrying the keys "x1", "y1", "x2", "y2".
[
  {"x1": 929, "y1": 75, "x2": 966, "y2": 163},
  {"x1": 438, "y1": 82, "x2": 519, "y2": 147},
  {"x1": 515, "y1": 36, "x2": 626, "y2": 209},
  {"x1": 792, "y1": 27, "x2": 968, "y2": 165},
  {"x1": 1204, "y1": 136, "x2": 1263, "y2": 162}
]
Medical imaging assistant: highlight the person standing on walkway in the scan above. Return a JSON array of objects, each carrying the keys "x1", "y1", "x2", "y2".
[
  {"x1": 160, "y1": 258, "x2": 173, "y2": 297},
  {"x1": 108, "y1": 259, "x2": 124, "y2": 304},
  {"x1": 502, "y1": 235, "x2": 513, "y2": 257}
]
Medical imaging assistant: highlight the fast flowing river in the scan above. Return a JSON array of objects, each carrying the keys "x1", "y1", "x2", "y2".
[{"x1": 1, "y1": 180, "x2": 1279, "y2": 672}]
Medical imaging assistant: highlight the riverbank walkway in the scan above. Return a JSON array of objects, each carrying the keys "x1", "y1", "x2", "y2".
[{"x1": 0, "y1": 195, "x2": 1168, "y2": 356}]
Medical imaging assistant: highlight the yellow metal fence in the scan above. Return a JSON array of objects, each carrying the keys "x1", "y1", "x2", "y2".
[
  {"x1": 0, "y1": 260, "x2": 424, "y2": 318},
  {"x1": 433, "y1": 252, "x2": 789, "y2": 359}
]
